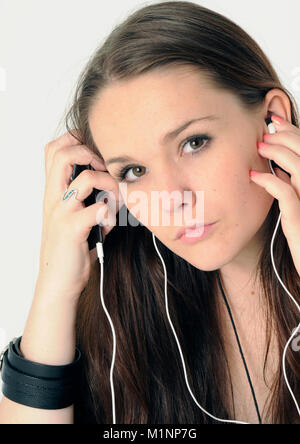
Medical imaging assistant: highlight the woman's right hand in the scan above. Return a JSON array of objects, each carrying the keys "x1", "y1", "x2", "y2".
[{"x1": 36, "y1": 130, "x2": 123, "y2": 303}]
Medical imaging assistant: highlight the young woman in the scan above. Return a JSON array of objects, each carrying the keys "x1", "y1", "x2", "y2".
[{"x1": 1, "y1": 1, "x2": 299, "y2": 424}]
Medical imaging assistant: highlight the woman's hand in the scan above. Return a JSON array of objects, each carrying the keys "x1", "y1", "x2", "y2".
[
  {"x1": 38, "y1": 130, "x2": 122, "y2": 302},
  {"x1": 250, "y1": 115, "x2": 300, "y2": 277}
]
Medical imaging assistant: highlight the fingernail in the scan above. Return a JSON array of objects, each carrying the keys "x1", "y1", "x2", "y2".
[
  {"x1": 258, "y1": 142, "x2": 268, "y2": 149},
  {"x1": 250, "y1": 170, "x2": 261, "y2": 178}
]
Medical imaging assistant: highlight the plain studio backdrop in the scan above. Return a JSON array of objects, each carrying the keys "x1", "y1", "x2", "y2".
[{"x1": 0, "y1": 0, "x2": 299, "y2": 398}]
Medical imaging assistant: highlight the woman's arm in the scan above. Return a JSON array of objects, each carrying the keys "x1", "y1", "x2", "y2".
[{"x1": 0, "y1": 131, "x2": 117, "y2": 424}]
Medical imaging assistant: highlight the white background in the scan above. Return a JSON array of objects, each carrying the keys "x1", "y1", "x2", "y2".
[{"x1": 1, "y1": 0, "x2": 300, "y2": 396}]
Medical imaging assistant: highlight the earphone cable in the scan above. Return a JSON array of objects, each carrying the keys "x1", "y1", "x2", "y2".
[
  {"x1": 152, "y1": 233, "x2": 249, "y2": 424},
  {"x1": 216, "y1": 271, "x2": 262, "y2": 424}
]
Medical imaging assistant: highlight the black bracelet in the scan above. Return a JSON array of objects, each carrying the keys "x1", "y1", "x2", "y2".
[{"x1": 0, "y1": 336, "x2": 82, "y2": 410}]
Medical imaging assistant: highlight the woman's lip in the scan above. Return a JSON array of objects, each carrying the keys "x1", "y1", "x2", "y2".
[
  {"x1": 177, "y1": 222, "x2": 218, "y2": 244},
  {"x1": 175, "y1": 222, "x2": 216, "y2": 240}
]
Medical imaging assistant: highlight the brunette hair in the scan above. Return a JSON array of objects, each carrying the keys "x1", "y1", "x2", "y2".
[{"x1": 62, "y1": 1, "x2": 300, "y2": 423}]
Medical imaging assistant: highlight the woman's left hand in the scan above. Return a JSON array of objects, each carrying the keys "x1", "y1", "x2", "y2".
[{"x1": 250, "y1": 115, "x2": 300, "y2": 277}]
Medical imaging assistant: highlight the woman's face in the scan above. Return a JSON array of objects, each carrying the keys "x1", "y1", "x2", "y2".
[{"x1": 89, "y1": 65, "x2": 274, "y2": 271}]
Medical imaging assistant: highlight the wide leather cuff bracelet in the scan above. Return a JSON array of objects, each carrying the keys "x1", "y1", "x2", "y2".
[{"x1": 0, "y1": 336, "x2": 82, "y2": 410}]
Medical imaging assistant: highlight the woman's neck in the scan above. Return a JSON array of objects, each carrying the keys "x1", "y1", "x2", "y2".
[{"x1": 215, "y1": 269, "x2": 279, "y2": 423}]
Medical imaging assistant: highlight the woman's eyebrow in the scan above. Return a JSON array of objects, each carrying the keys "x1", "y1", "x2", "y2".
[{"x1": 105, "y1": 114, "x2": 219, "y2": 167}]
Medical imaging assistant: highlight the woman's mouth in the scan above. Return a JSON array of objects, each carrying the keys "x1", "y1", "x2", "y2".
[{"x1": 176, "y1": 222, "x2": 217, "y2": 244}]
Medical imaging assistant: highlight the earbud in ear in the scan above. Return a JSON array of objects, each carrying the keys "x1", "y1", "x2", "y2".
[
  {"x1": 264, "y1": 118, "x2": 278, "y2": 176},
  {"x1": 265, "y1": 117, "x2": 276, "y2": 134}
]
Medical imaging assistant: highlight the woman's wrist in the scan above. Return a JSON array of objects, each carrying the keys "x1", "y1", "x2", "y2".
[
  {"x1": 0, "y1": 337, "x2": 81, "y2": 410},
  {"x1": 20, "y1": 284, "x2": 79, "y2": 366}
]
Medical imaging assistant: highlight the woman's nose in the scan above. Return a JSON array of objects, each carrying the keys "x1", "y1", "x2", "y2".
[
  {"x1": 157, "y1": 164, "x2": 206, "y2": 227},
  {"x1": 155, "y1": 170, "x2": 198, "y2": 216}
]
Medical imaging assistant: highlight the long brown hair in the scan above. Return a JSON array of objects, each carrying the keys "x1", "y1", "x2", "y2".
[{"x1": 62, "y1": 1, "x2": 300, "y2": 423}]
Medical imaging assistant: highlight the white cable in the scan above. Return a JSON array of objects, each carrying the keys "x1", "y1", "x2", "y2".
[
  {"x1": 152, "y1": 232, "x2": 250, "y2": 425},
  {"x1": 96, "y1": 241, "x2": 117, "y2": 424},
  {"x1": 268, "y1": 166, "x2": 300, "y2": 417}
]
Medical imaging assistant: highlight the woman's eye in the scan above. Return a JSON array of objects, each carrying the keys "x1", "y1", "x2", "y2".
[
  {"x1": 119, "y1": 166, "x2": 147, "y2": 183},
  {"x1": 116, "y1": 134, "x2": 212, "y2": 183},
  {"x1": 181, "y1": 135, "x2": 211, "y2": 155},
  {"x1": 114, "y1": 164, "x2": 148, "y2": 184}
]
